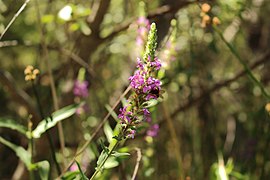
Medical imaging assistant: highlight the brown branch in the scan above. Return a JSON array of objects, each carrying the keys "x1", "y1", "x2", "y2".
[
  {"x1": 170, "y1": 50, "x2": 270, "y2": 118},
  {"x1": 162, "y1": 103, "x2": 184, "y2": 179},
  {"x1": 0, "y1": 70, "x2": 40, "y2": 123},
  {"x1": 131, "y1": 148, "x2": 142, "y2": 180},
  {"x1": 102, "y1": 1, "x2": 193, "y2": 42},
  {"x1": 88, "y1": 0, "x2": 111, "y2": 34},
  {"x1": 0, "y1": 0, "x2": 30, "y2": 40}
]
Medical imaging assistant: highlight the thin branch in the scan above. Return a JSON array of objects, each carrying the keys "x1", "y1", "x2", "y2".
[
  {"x1": 170, "y1": 50, "x2": 270, "y2": 119},
  {"x1": 0, "y1": 70, "x2": 40, "y2": 123},
  {"x1": 34, "y1": 0, "x2": 66, "y2": 168},
  {"x1": 131, "y1": 148, "x2": 142, "y2": 180},
  {"x1": 60, "y1": 48, "x2": 96, "y2": 77},
  {"x1": 88, "y1": 0, "x2": 111, "y2": 33},
  {"x1": 102, "y1": 1, "x2": 193, "y2": 42},
  {"x1": 57, "y1": 86, "x2": 132, "y2": 178},
  {"x1": 0, "y1": 0, "x2": 30, "y2": 40},
  {"x1": 214, "y1": 27, "x2": 270, "y2": 100},
  {"x1": 162, "y1": 103, "x2": 184, "y2": 179}
]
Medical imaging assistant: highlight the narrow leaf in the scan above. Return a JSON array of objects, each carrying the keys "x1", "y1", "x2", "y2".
[
  {"x1": 0, "y1": 136, "x2": 31, "y2": 167},
  {"x1": 75, "y1": 161, "x2": 89, "y2": 180},
  {"x1": 111, "y1": 151, "x2": 130, "y2": 158},
  {"x1": 32, "y1": 103, "x2": 82, "y2": 138},
  {"x1": 96, "y1": 150, "x2": 108, "y2": 167},
  {"x1": 35, "y1": 160, "x2": 50, "y2": 180},
  {"x1": 61, "y1": 171, "x2": 80, "y2": 180},
  {"x1": 103, "y1": 157, "x2": 119, "y2": 169},
  {"x1": 0, "y1": 117, "x2": 27, "y2": 135},
  {"x1": 103, "y1": 122, "x2": 113, "y2": 143},
  {"x1": 105, "y1": 104, "x2": 119, "y2": 122}
]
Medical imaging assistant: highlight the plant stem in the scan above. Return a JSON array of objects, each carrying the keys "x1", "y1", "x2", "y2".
[
  {"x1": 0, "y1": 0, "x2": 30, "y2": 40},
  {"x1": 89, "y1": 140, "x2": 120, "y2": 180},
  {"x1": 31, "y1": 81, "x2": 61, "y2": 175},
  {"x1": 214, "y1": 27, "x2": 270, "y2": 100},
  {"x1": 33, "y1": 0, "x2": 66, "y2": 166},
  {"x1": 162, "y1": 103, "x2": 184, "y2": 180},
  {"x1": 28, "y1": 117, "x2": 34, "y2": 180}
]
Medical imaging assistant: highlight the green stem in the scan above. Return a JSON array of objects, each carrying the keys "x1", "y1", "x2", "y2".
[
  {"x1": 31, "y1": 81, "x2": 62, "y2": 175},
  {"x1": 214, "y1": 27, "x2": 270, "y2": 100},
  {"x1": 28, "y1": 118, "x2": 34, "y2": 180},
  {"x1": 89, "y1": 141, "x2": 120, "y2": 180}
]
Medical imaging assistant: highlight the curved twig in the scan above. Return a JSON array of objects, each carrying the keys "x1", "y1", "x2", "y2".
[
  {"x1": 131, "y1": 148, "x2": 142, "y2": 180},
  {"x1": 0, "y1": 0, "x2": 31, "y2": 40}
]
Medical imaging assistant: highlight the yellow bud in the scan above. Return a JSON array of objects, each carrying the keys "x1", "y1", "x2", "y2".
[
  {"x1": 31, "y1": 74, "x2": 36, "y2": 80},
  {"x1": 25, "y1": 75, "x2": 31, "y2": 81},
  {"x1": 27, "y1": 65, "x2": 34, "y2": 71},
  {"x1": 201, "y1": 14, "x2": 211, "y2": 27},
  {"x1": 201, "y1": 3, "x2": 211, "y2": 13},
  {"x1": 265, "y1": 103, "x2": 270, "y2": 113},
  {"x1": 24, "y1": 67, "x2": 32, "y2": 75},
  {"x1": 33, "y1": 69, "x2": 40, "y2": 75},
  {"x1": 203, "y1": 14, "x2": 211, "y2": 23},
  {"x1": 212, "y1": 17, "x2": 221, "y2": 25}
]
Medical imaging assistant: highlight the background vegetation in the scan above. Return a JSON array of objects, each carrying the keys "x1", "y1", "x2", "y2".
[{"x1": 0, "y1": 0, "x2": 270, "y2": 179}]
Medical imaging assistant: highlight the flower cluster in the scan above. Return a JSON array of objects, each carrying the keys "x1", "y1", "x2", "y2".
[
  {"x1": 160, "y1": 19, "x2": 178, "y2": 69},
  {"x1": 129, "y1": 57, "x2": 161, "y2": 100},
  {"x1": 146, "y1": 124, "x2": 159, "y2": 137},
  {"x1": 200, "y1": 3, "x2": 221, "y2": 27},
  {"x1": 73, "y1": 68, "x2": 89, "y2": 115},
  {"x1": 136, "y1": 16, "x2": 150, "y2": 46},
  {"x1": 118, "y1": 23, "x2": 161, "y2": 139},
  {"x1": 24, "y1": 65, "x2": 40, "y2": 81},
  {"x1": 73, "y1": 80, "x2": 89, "y2": 98}
]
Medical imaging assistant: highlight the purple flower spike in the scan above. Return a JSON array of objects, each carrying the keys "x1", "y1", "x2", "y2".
[
  {"x1": 136, "y1": 17, "x2": 150, "y2": 46},
  {"x1": 151, "y1": 57, "x2": 162, "y2": 70},
  {"x1": 73, "y1": 80, "x2": 89, "y2": 98},
  {"x1": 118, "y1": 107, "x2": 133, "y2": 124},
  {"x1": 147, "y1": 124, "x2": 159, "y2": 137},
  {"x1": 137, "y1": 17, "x2": 150, "y2": 27},
  {"x1": 127, "y1": 129, "x2": 136, "y2": 139}
]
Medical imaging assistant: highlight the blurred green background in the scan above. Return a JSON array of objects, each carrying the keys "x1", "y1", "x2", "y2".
[{"x1": 0, "y1": 0, "x2": 270, "y2": 179}]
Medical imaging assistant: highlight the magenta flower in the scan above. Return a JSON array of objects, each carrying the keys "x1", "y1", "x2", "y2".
[
  {"x1": 118, "y1": 106, "x2": 133, "y2": 124},
  {"x1": 69, "y1": 163, "x2": 79, "y2": 171},
  {"x1": 136, "y1": 16, "x2": 150, "y2": 46},
  {"x1": 143, "y1": 108, "x2": 151, "y2": 122},
  {"x1": 73, "y1": 80, "x2": 89, "y2": 98},
  {"x1": 146, "y1": 124, "x2": 159, "y2": 137},
  {"x1": 129, "y1": 56, "x2": 162, "y2": 101},
  {"x1": 127, "y1": 129, "x2": 136, "y2": 139},
  {"x1": 117, "y1": 23, "x2": 162, "y2": 139}
]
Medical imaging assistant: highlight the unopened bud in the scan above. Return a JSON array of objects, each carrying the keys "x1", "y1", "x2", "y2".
[
  {"x1": 212, "y1": 17, "x2": 221, "y2": 25},
  {"x1": 201, "y1": 3, "x2": 211, "y2": 13}
]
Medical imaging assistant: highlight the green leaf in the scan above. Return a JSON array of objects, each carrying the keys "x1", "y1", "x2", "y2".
[
  {"x1": 0, "y1": 136, "x2": 31, "y2": 167},
  {"x1": 32, "y1": 103, "x2": 82, "y2": 138},
  {"x1": 142, "y1": 99, "x2": 158, "y2": 108},
  {"x1": 96, "y1": 150, "x2": 108, "y2": 167},
  {"x1": 0, "y1": 117, "x2": 27, "y2": 135},
  {"x1": 103, "y1": 157, "x2": 119, "y2": 169},
  {"x1": 61, "y1": 171, "x2": 80, "y2": 180},
  {"x1": 41, "y1": 14, "x2": 54, "y2": 24},
  {"x1": 103, "y1": 122, "x2": 113, "y2": 143},
  {"x1": 35, "y1": 160, "x2": 50, "y2": 180},
  {"x1": 111, "y1": 151, "x2": 130, "y2": 157},
  {"x1": 75, "y1": 161, "x2": 89, "y2": 180},
  {"x1": 105, "y1": 104, "x2": 119, "y2": 122},
  {"x1": 100, "y1": 140, "x2": 109, "y2": 154}
]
